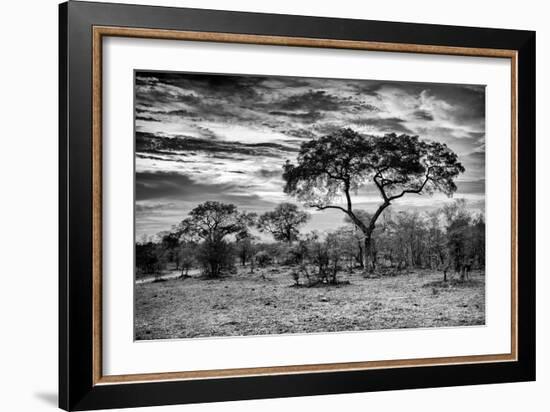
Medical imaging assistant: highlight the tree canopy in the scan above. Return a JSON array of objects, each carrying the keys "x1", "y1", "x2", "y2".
[
  {"x1": 177, "y1": 201, "x2": 255, "y2": 243},
  {"x1": 257, "y1": 202, "x2": 310, "y2": 243}
]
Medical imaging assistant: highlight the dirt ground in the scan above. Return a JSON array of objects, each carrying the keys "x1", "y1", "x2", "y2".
[{"x1": 134, "y1": 265, "x2": 485, "y2": 340}]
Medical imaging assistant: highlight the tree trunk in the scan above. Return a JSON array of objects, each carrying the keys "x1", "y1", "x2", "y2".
[
  {"x1": 364, "y1": 236, "x2": 375, "y2": 273},
  {"x1": 356, "y1": 241, "x2": 364, "y2": 268}
]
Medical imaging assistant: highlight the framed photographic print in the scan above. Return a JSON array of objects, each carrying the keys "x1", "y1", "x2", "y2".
[{"x1": 59, "y1": 1, "x2": 536, "y2": 410}]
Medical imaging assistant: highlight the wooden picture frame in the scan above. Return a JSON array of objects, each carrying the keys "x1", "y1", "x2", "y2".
[{"x1": 59, "y1": 1, "x2": 535, "y2": 410}]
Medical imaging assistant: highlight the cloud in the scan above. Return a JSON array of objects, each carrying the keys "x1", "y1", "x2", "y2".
[
  {"x1": 256, "y1": 168, "x2": 283, "y2": 178},
  {"x1": 467, "y1": 131, "x2": 485, "y2": 140},
  {"x1": 352, "y1": 116, "x2": 414, "y2": 134},
  {"x1": 268, "y1": 110, "x2": 324, "y2": 123},
  {"x1": 456, "y1": 179, "x2": 485, "y2": 194},
  {"x1": 272, "y1": 90, "x2": 350, "y2": 112},
  {"x1": 136, "y1": 172, "x2": 275, "y2": 206},
  {"x1": 136, "y1": 172, "x2": 227, "y2": 201},
  {"x1": 281, "y1": 128, "x2": 317, "y2": 140},
  {"x1": 413, "y1": 110, "x2": 434, "y2": 121},
  {"x1": 136, "y1": 132, "x2": 296, "y2": 158},
  {"x1": 135, "y1": 202, "x2": 177, "y2": 214},
  {"x1": 350, "y1": 82, "x2": 383, "y2": 97},
  {"x1": 466, "y1": 151, "x2": 486, "y2": 161},
  {"x1": 136, "y1": 115, "x2": 161, "y2": 122},
  {"x1": 161, "y1": 109, "x2": 200, "y2": 118},
  {"x1": 134, "y1": 72, "x2": 486, "y2": 237}
]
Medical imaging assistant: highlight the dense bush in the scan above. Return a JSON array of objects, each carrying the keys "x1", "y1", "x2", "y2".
[
  {"x1": 287, "y1": 233, "x2": 345, "y2": 286},
  {"x1": 196, "y1": 239, "x2": 234, "y2": 278},
  {"x1": 254, "y1": 250, "x2": 272, "y2": 267},
  {"x1": 136, "y1": 242, "x2": 166, "y2": 277}
]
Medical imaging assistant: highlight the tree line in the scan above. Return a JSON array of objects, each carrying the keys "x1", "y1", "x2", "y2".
[{"x1": 136, "y1": 199, "x2": 484, "y2": 285}]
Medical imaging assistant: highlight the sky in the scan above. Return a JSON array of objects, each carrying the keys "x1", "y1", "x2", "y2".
[{"x1": 134, "y1": 71, "x2": 486, "y2": 240}]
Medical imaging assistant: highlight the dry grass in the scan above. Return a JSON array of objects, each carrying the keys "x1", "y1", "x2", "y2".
[{"x1": 134, "y1": 265, "x2": 485, "y2": 340}]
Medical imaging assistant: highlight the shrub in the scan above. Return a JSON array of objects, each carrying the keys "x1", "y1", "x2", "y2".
[
  {"x1": 196, "y1": 239, "x2": 234, "y2": 278},
  {"x1": 254, "y1": 250, "x2": 272, "y2": 267}
]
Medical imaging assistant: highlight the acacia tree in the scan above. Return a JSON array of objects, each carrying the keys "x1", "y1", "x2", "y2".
[
  {"x1": 257, "y1": 203, "x2": 310, "y2": 243},
  {"x1": 177, "y1": 201, "x2": 255, "y2": 277},
  {"x1": 283, "y1": 128, "x2": 464, "y2": 271}
]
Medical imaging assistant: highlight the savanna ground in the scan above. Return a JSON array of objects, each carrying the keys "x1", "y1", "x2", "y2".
[{"x1": 135, "y1": 266, "x2": 485, "y2": 340}]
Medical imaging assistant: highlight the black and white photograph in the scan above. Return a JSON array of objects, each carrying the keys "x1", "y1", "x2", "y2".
[{"x1": 134, "y1": 71, "x2": 486, "y2": 340}]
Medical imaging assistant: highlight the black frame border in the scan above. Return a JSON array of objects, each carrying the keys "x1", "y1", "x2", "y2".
[{"x1": 59, "y1": 1, "x2": 535, "y2": 410}]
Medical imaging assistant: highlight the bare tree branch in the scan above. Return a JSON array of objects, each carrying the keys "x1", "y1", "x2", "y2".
[
  {"x1": 388, "y1": 169, "x2": 433, "y2": 201},
  {"x1": 312, "y1": 204, "x2": 348, "y2": 214}
]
